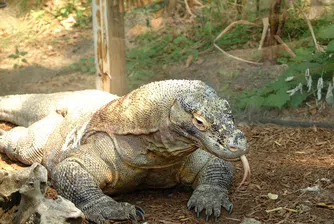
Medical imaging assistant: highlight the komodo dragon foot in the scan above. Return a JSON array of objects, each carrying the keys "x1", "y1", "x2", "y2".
[
  {"x1": 80, "y1": 195, "x2": 145, "y2": 223},
  {"x1": 187, "y1": 184, "x2": 232, "y2": 222}
]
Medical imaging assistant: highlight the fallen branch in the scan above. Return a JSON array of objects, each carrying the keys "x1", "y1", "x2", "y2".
[
  {"x1": 214, "y1": 20, "x2": 263, "y2": 65},
  {"x1": 265, "y1": 207, "x2": 298, "y2": 213},
  {"x1": 292, "y1": 0, "x2": 324, "y2": 52},
  {"x1": 266, "y1": 207, "x2": 283, "y2": 213},
  {"x1": 192, "y1": 0, "x2": 203, "y2": 7},
  {"x1": 258, "y1": 17, "x2": 269, "y2": 50},
  {"x1": 274, "y1": 35, "x2": 296, "y2": 58},
  {"x1": 184, "y1": 0, "x2": 195, "y2": 17}
]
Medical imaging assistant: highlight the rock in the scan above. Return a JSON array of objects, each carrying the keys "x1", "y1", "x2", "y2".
[
  {"x1": 240, "y1": 218, "x2": 262, "y2": 224},
  {"x1": 0, "y1": 163, "x2": 84, "y2": 223}
]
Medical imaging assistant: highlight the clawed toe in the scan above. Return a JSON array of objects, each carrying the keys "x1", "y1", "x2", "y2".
[
  {"x1": 187, "y1": 201, "x2": 194, "y2": 211},
  {"x1": 129, "y1": 213, "x2": 137, "y2": 223},
  {"x1": 83, "y1": 197, "x2": 145, "y2": 224},
  {"x1": 188, "y1": 185, "x2": 232, "y2": 221},
  {"x1": 135, "y1": 206, "x2": 145, "y2": 220},
  {"x1": 222, "y1": 198, "x2": 233, "y2": 214}
]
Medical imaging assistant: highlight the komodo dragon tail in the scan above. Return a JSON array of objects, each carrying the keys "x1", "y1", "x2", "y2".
[
  {"x1": 0, "y1": 90, "x2": 117, "y2": 127},
  {"x1": 0, "y1": 93, "x2": 60, "y2": 127}
]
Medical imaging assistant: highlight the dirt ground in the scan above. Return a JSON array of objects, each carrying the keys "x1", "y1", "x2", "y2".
[
  {"x1": 1, "y1": 2, "x2": 334, "y2": 224},
  {"x1": 0, "y1": 122, "x2": 333, "y2": 224}
]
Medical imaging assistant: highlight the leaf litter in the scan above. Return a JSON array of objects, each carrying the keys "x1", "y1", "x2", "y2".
[{"x1": 0, "y1": 122, "x2": 334, "y2": 223}]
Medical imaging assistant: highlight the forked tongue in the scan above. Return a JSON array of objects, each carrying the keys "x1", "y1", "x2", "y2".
[{"x1": 238, "y1": 155, "x2": 251, "y2": 188}]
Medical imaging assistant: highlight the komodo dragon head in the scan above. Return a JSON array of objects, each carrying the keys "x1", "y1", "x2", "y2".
[
  {"x1": 87, "y1": 80, "x2": 250, "y2": 184},
  {"x1": 167, "y1": 81, "x2": 250, "y2": 185},
  {"x1": 169, "y1": 86, "x2": 247, "y2": 160}
]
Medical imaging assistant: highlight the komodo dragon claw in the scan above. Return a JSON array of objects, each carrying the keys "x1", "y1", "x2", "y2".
[
  {"x1": 129, "y1": 214, "x2": 137, "y2": 223},
  {"x1": 135, "y1": 206, "x2": 145, "y2": 220},
  {"x1": 187, "y1": 184, "x2": 232, "y2": 221},
  {"x1": 129, "y1": 206, "x2": 145, "y2": 223},
  {"x1": 81, "y1": 195, "x2": 145, "y2": 223}
]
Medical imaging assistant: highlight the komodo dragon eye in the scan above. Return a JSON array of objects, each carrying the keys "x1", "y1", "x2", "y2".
[{"x1": 192, "y1": 113, "x2": 209, "y2": 131}]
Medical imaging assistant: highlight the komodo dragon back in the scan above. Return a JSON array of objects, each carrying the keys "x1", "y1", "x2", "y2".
[{"x1": 86, "y1": 80, "x2": 207, "y2": 135}]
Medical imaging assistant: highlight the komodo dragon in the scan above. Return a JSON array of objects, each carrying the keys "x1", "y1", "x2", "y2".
[{"x1": 0, "y1": 80, "x2": 250, "y2": 223}]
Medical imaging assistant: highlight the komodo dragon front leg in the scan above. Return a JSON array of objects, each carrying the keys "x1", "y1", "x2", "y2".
[
  {"x1": 178, "y1": 149, "x2": 234, "y2": 221},
  {"x1": 51, "y1": 133, "x2": 145, "y2": 223}
]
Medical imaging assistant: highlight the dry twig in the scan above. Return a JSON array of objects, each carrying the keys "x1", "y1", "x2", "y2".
[
  {"x1": 292, "y1": 0, "x2": 324, "y2": 52},
  {"x1": 184, "y1": 0, "x2": 195, "y2": 17},
  {"x1": 274, "y1": 35, "x2": 296, "y2": 58},
  {"x1": 258, "y1": 17, "x2": 269, "y2": 50},
  {"x1": 214, "y1": 20, "x2": 263, "y2": 65}
]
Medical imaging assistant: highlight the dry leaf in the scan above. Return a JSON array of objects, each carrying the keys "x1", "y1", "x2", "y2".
[
  {"x1": 316, "y1": 203, "x2": 334, "y2": 209},
  {"x1": 185, "y1": 55, "x2": 193, "y2": 68},
  {"x1": 310, "y1": 108, "x2": 317, "y2": 115},
  {"x1": 268, "y1": 193, "x2": 278, "y2": 200},
  {"x1": 126, "y1": 25, "x2": 150, "y2": 38},
  {"x1": 196, "y1": 58, "x2": 205, "y2": 64},
  {"x1": 151, "y1": 17, "x2": 163, "y2": 30}
]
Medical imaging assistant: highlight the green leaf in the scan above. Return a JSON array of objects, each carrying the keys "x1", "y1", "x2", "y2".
[
  {"x1": 21, "y1": 58, "x2": 28, "y2": 63},
  {"x1": 247, "y1": 96, "x2": 265, "y2": 108},
  {"x1": 326, "y1": 40, "x2": 334, "y2": 53},
  {"x1": 80, "y1": 66, "x2": 88, "y2": 72},
  {"x1": 89, "y1": 57, "x2": 95, "y2": 63},
  {"x1": 263, "y1": 88, "x2": 290, "y2": 109},
  {"x1": 259, "y1": 86, "x2": 275, "y2": 96},
  {"x1": 15, "y1": 48, "x2": 19, "y2": 55},
  {"x1": 8, "y1": 54, "x2": 19, "y2": 59},
  {"x1": 290, "y1": 92, "x2": 308, "y2": 108},
  {"x1": 70, "y1": 63, "x2": 79, "y2": 70},
  {"x1": 20, "y1": 51, "x2": 27, "y2": 56},
  {"x1": 88, "y1": 66, "x2": 96, "y2": 73},
  {"x1": 203, "y1": 22, "x2": 212, "y2": 35},
  {"x1": 79, "y1": 58, "x2": 88, "y2": 64},
  {"x1": 318, "y1": 24, "x2": 334, "y2": 39},
  {"x1": 173, "y1": 36, "x2": 187, "y2": 44}
]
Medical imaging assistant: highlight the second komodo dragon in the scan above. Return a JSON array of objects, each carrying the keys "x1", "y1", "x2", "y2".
[{"x1": 0, "y1": 80, "x2": 250, "y2": 223}]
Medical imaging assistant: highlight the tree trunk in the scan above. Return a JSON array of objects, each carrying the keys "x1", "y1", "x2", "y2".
[
  {"x1": 92, "y1": 0, "x2": 128, "y2": 95},
  {"x1": 236, "y1": 0, "x2": 243, "y2": 14},
  {"x1": 165, "y1": 0, "x2": 178, "y2": 17},
  {"x1": 263, "y1": 0, "x2": 285, "y2": 63}
]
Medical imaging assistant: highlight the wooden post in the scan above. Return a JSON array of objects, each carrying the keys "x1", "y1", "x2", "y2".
[
  {"x1": 262, "y1": 0, "x2": 285, "y2": 63},
  {"x1": 92, "y1": 0, "x2": 128, "y2": 95}
]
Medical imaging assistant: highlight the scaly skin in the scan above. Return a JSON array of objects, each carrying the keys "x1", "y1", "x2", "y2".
[{"x1": 0, "y1": 80, "x2": 249, "y2": 223}]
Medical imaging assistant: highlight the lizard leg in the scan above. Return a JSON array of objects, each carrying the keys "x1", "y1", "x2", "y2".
[
  {"x1": 51, "y1": 135, "x2": 145, "y2": 223},
  {"x1": 0, "y1": 112, "x2": 63, "y2": 164},
  {"x1": 178, "y1": 149, "x2": 233, "y2": 221}
]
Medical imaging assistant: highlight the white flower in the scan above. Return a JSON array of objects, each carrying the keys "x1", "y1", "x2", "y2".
[
  {"x1": 326, "y1": 83, "x2": 333, "y2": 99},
  {"x1": 317, "y1": 77, "x2": 323, "y2": 101},
  {"x1": 285, "y1": 76, "x2": 294, "y2": 82},
  {"x1": 305, "y1": 68, "x2": 312, "y2": 92},
  {"x1": 287, "y1": 83, "x2": 303, "y2": 96}
]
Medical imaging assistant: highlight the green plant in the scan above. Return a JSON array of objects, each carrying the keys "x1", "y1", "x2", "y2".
[
  {"x1": 126, "y1": 32, "x2": 200, "y2": 88},
  {"x1": 16, "y1": 0, "x2": 45, "y2": 15},
  {"x1": 67, "y1": 57, "x2": 96, "y2": 73},
  {"x1": 56, "y1": 0, "x2": 91, "y2": 28},
  {"x1": 238, "y1": 25, "x2": 334, "y2": 110},
  {"x1": 126, "y1": 13, "x2": 259, "y2": 88},
  {"x1": 8, "y1": 48, "x2": 28, "y2": 69}
]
